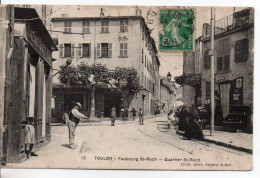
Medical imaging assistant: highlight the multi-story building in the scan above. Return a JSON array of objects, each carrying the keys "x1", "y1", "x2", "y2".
[
  {"x1": 0, "y1": 6, "x2": 57, "y2": 164},
  {"x1": 160, "y1": 72, "x2": 176, "y2": 114},
  {"x1": 51, "y1": 15, "x2": 160, "y2": 119},
  {"x1": 201, "y1": 8, "x2": 254, "y2": 118},
  {"x1": 182, "y1": 37, "x2": 202, "y2": 107}
]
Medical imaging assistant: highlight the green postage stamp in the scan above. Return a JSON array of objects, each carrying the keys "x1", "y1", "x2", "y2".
[{"x1": 159, "y1": 9, "x2": 194, "y2": 52}]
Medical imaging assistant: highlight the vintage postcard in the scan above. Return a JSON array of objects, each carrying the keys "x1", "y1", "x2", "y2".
[{"x1": 0, "y1": 5, "x2": 253, "y2": 170}]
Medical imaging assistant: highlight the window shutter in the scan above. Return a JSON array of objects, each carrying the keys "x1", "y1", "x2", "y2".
[
  {"x1": 71, "y1": 44, "x2": 75, "y2": 57},
  {"x1": 78, "y1": 43, "x2": 82, "y2": 57},
  {"x1": 89, "y1": 43, "x2": 91, "y2": 57},
  {"x1": 124, "y1": 43, "x2": 127, "y2": 56},
  {"x1": 97, "y1": 43, "x2": 101, "y2": 57},
  {"x1": 59, "y1": 44, "x2": 64, "y2": 57},
  {"x1": 120, "y1": 43, "x2": 123, "y2": 56},
  {"x1": 108, "y1": 43, "x2": 112, "y2": 58}
]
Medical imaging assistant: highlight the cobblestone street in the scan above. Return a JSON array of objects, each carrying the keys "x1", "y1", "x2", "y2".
[{"x1": 7, "y1": 115, "x2": 252, "y2": 170}]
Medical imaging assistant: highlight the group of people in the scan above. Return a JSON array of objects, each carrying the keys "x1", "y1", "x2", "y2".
[{"x1": 111, "y1": 107, "x2": 144, "y2": 126}]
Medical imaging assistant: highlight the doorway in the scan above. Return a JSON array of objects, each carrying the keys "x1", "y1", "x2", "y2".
[{"x1": 104, "y1": 92, "x2": 121, "y2": 117}]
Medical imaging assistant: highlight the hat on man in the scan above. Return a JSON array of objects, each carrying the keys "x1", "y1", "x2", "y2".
[{"x1": 75, "y1": 102, "x2": 82, "y2": 108}]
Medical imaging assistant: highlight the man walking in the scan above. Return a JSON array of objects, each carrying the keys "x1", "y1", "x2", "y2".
[{"x1": 68, "y1": 102, "x2": 88, "y2": 149}]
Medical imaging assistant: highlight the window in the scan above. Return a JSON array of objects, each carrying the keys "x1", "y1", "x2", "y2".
[
  {"x1": 101, "y1": 20, "x2": 109, "y2": 33},
  {"x1": 64, "y1": 22, "x2": 72, "y2": 33},
  {"x1": 216, "y1": 38, "x2": 231, "y2": 72},
  {"x1": 120, "y1": 20, "x2": 128, "y2": 32},
  {"x1": 97, "y1": 43, "x2": 112, "y2": 58},
  {"x1": 81, "y1": 43, "x2": 91, "y2": 57},
  {"x1": 82, "y1": 21, "x2": 90, "y2": 33},
  {"x1": 204, "y1": 49, "x2": 210, "y2": 70},
  {"x1": 119, "y1": 43, "x2": 128, "y2": 57},
  {"x1": 234, "y1": 39, "x2": 249, "y2": 63},
  {"x1": 64, "y1": 43, "x2": 74, "y2": 57}
]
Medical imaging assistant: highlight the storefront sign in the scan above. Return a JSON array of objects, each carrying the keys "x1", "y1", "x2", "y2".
[{"x1": 26, "y1": 23, "x2": 52, "y2": 65}]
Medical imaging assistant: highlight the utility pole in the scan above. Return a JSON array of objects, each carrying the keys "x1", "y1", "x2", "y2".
[{"x1": 210, "y1": 7, "x2": 215, "y2": 136}]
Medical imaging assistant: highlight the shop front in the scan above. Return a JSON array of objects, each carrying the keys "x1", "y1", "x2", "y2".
[{"x1": 3, "y1": 7, "x2": 57, "y2": 163}]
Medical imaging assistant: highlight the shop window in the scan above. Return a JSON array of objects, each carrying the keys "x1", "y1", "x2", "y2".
[
  {"x1": 82, "y1": 21, "x2": 90, "y2": 33},
  {"x1": 120, "y1": 20, "x2": 128, "y2": 33},
  {"x1": 234, "y1": 38, "x2": 249, "y2": 63},
  {"x1": 101, "y1": 20, "x2": 109, "y2": 33},
  {"x1": 204, "y1": 49, "x2": 210, "y2": 70},
  {"x1": 64, "y1": 22, "x2": 72, "y2": 33},
  {"x1": 119, "y1": 43, "x2": 128, "y2": 57}
]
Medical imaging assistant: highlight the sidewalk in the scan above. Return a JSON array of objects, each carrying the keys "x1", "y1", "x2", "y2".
[
  {"x1": 7, "y1": 127, "x2": 83, "y2": 168},
  {"x1": 177, "y1": 129, "x2": 253, "y2": 154}
]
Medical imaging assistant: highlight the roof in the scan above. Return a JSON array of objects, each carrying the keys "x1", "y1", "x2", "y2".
[
  {"x1": 14, "y1": 7, "x2": 58, "y2": 51},
  {"x1": 51, "y1": 15, "x2": 160, "y2": 66}
]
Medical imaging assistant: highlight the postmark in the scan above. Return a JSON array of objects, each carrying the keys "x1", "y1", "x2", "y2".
[{"x1": 159, "y1": 9, "x2": 194, "y2": 52}]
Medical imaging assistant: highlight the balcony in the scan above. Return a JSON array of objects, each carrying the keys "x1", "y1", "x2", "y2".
[
  {"x1": 215, "y1": 8, "x2": 253, "y2": 36},
  {"x1": 203, "y1": 8, "x2": 253, "y2": 38}
]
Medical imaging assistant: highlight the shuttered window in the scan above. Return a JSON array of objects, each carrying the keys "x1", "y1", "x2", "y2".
[
  {"x1": 101, "y1": 20, "x2": 109, "y2": 33},
  {"x1": 64, "y1": 44, "x2": 71, "y2": 57},
  {"x1": 216, "y1": 38, "x2": 231, "y2": 72},
  {"x1": 97, "y1": 43, "x2": 112, "y2": 58},
  {"x1": 119, "y1": 43, "x2": 128, "y2": 57},
  {"x1": 82, "y1": 21, "x2": 90, "y2": 33},
  {"x1": 234, "y1": 38, "x2": 249, "y2": 63},
  {"x1": 120, "y1": 20, "x2": 128, "y2": 32},
  {"x1": 64, "y1": 22, "x2": 72, "y2": 33},
  {"x1": 82, "y1": 43, "x2": 91, "y2": 57}
]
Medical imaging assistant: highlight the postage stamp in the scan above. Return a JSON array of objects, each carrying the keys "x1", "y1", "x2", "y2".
[{"x1": 159, "y1": 9, "x2": 194, "y2": 52}]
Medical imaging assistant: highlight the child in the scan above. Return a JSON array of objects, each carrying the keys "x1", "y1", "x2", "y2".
[
  {"x1": 139, "y1": 108, "x2": 144, "y2": 125},
  {"x1": 25, "y1": 117, "x2": 38, "y2": 158}
]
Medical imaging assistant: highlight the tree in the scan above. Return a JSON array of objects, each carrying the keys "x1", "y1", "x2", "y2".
[{"x1": 59, "y1": 62, "x2": 142, "y2": 118}]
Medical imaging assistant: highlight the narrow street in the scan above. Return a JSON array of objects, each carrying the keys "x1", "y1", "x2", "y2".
[{"x1": 7, "y1": 115, "x2": 252, "y2": 170}]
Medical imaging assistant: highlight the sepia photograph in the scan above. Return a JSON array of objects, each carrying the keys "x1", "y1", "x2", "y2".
[{"x1": 0, "y1": 3, "x2": 255, "y2": 172}]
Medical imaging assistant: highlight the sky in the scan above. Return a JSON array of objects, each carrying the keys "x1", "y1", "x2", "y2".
[{"x1": 50, "y1": 5, "x2": 246, "y2": 79}]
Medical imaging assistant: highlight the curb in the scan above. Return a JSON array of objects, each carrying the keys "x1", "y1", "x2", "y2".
[{"x1": 176, "y1": 131, "x2": 252, "y2": 154}]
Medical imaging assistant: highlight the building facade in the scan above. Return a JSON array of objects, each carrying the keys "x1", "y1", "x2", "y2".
[
  {"x1": 0, "y1": 6, "x2": 57, "y2": 164},
  {"x1": 201, "y1": 8, "x2": 254, "y2": 118},
  {"x1": 51, "y1": 15, "x2": 160, "y2": 119},
  {"x1": 182, "y1": 37, "x2": 202, "y2": 107},
  {"x1": 160, "y1": 73, "x2": 176, "y2": 114}
]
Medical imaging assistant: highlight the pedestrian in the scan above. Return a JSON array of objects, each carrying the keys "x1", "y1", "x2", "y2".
[
  {"x1": 68, "y1": 102, "x2": 88, "y2": 149},
  {"x1": 121, "y1": 107, "x2": 125, "y2": 120},
  {"x1": 130, "y1": 108, "x2": 137, "y2": 120},
  {"x1": 111, "y1": 106, "x2": 116, "y2": 126},
  {"x1": 125, "y1": 107, "x2": 129, "y2": 120},
  {"x1": 25, "y1": 117, "x2": 38, "y2": 159},
  {"x1": 139, "y1": 108, "x2": 144, "y2": 125}
]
